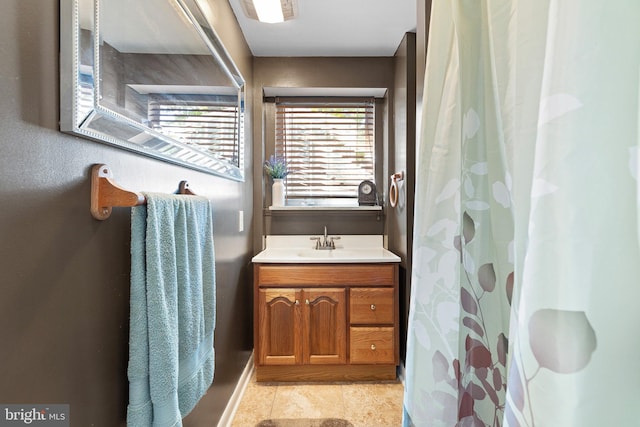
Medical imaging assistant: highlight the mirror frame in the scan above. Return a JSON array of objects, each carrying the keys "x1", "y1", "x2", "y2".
[{"x1": 59, "y1": 0, "x2": 246, "y2": 181}]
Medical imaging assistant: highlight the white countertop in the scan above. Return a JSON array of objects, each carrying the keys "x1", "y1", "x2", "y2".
[{"x1": 251, "y1": 235, "x2": 401, "y2": 264}]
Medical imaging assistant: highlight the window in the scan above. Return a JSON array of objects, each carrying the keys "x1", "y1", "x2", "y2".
[
  {"x1": 275, "y1": 99, "x2": 375, "y2": 201},
  {"x1": 148, "y1": 95, "x2": 242, "y2": 165}
]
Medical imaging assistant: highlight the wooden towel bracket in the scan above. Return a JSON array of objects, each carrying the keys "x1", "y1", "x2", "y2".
[{"x1": 90, "y1": 164, "x2": 195, "y2": 220}]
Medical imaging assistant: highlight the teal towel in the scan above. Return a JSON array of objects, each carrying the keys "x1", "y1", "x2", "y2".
[{"x1": 127, "y1": 192, "x2": 216, "y2": 427}]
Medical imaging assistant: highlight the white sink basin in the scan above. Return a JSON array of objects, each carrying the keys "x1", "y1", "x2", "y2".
[
  {"x1": 296, "y1": 249, "x2": 361, "y2": 258},
  {"x1": 252, "y1": 236, "x2": 400, "y2": 264}
]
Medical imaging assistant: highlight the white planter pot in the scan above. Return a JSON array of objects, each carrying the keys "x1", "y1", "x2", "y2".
[{"x1": 272, "y1": 179, "x2": 285, "y2": 207}]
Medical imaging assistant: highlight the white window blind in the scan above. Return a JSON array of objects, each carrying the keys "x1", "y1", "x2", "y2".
[
  {"x1": 77, "y1": 73, "x2": 94, "y2": 121},
  {"x1": 275, "y1": 99, "x2": 375, "y2": 199},
  {"x1": 148, "y1": 97, "x2": 241, "y2": 165}
]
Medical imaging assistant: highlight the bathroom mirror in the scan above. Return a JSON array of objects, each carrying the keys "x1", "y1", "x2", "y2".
[{"x1": 60, "y1": 0, "x2": 245, "y2": 180}]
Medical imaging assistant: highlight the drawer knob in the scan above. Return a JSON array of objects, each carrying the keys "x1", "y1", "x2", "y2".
[
  {"x1": 370, "y1": 344, "x2": 376, "y2": 351},
  {"x1": 370, "y1": 304, "x2": 376, "y2": 311}
]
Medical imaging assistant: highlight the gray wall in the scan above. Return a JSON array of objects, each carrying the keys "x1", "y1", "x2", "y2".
[
  {"x1": 251, "y1": 57, "x2": 395, "y2": 251},
  {"x1": 388, "y1": 33, "x2": 417, "y2": 363},
  {"x1": 0, "y1": 1, "x2": 254, "y2": 425}
]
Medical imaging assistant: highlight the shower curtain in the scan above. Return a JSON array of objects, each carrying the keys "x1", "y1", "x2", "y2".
[{"x1": 403, "y1": 1, "x2": 640, "y2": 426}]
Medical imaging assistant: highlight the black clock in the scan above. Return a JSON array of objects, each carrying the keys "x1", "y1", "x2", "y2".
[{"x1": 358, "y1": 180, "x2": 377, "y2": 206}]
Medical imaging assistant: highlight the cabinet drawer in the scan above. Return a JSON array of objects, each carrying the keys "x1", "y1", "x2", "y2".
[
  {"x1": 350, "y1": 288, "x2": 394, "y2": 325},
  {"x1": 350, "y1": 327, "x2": 395, "y2": 364},
  {"x1": 256, "y1": 264, "x2": 396, "y2": 286}
]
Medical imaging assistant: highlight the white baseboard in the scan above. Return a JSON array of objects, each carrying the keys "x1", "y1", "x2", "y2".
[{"x1": 217, "y1": 351, "x2": 254, "y2": 427}]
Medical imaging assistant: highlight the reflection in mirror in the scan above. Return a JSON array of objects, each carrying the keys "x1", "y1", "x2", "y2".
[{"x1": 60, "y1": 0, "x2": 245, "y2": 180}]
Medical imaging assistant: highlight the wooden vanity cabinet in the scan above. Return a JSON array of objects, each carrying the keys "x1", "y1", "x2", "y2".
[{"x1": 254, "y1": 263, "x2": 399, "y2": 382}]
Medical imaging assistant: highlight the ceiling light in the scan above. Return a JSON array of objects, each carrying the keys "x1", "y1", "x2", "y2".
[
  {"x1": 240, "y1": 0, "x2": 297, "y2": 23},
  {"x1": 253, "y1": 0, "x2": 283, "y2": 23}
]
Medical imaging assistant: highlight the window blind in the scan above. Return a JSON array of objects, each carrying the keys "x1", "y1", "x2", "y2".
[
  {"x1": 148, "y1": 97, "x2": 241, "y2": 165},
  {"x1": 275, "y1": 100, "x2": 375, "y2": 199},
  {"x1": 77, "y1": 73, "x2": 94, "y2": 121}
]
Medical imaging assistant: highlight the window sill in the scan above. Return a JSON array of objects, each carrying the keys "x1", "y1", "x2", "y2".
[
  {"x1": 266, "y1": 198, "x2": 383, "y2": 214},
  {"x1": 268, "y1": 205, "x2": 382, "y2": 212}
]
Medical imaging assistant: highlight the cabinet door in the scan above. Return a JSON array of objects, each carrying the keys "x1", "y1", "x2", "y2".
[
  {"x1": 303, "y1": 288, "x2": 347, "y2": 365},
  {"x1": 258, "y1": 288, "x2": 302, "y2": 365}
]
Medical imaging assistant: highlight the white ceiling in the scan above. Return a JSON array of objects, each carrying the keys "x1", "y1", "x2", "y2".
[{"x1": 226, "y1": 0, "x2": 417, "y2": 57}]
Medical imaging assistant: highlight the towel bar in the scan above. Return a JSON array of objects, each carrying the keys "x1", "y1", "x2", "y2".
[{"x1": 90, "y1": 164, "x2": 196, "y2": 220}]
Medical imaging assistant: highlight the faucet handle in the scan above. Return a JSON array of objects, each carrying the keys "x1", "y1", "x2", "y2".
[
  {"x1": 329, "y1": 236, "x2": 341, "y2": 249},
  {"x1": 310, "y1": 236, "x2": 321, "y2": 249}
]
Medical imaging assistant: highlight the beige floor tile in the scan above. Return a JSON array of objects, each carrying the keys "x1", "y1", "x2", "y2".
[
  {"x1": 270, "y1": 384, "x2": 346, "y2": 419},
  {"x1": 342, "y1": 382, "x2": 404, "y2": 427},
  {"x1": 230, "y1": 381, "x2": 278, "y2": 427},
  {"x1": 231, "y1": 377, "x2": 404, "y2": 427}
]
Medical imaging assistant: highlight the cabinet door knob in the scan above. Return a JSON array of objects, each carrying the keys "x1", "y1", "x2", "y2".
[
  {"x1": 305, "y1": 299, "x2": 310, "y2": 305},
  {"x1": 370, "y1": 304, "x2": 376, "y2": 311},
  {"x1": 295, "y1": 300, "x2": 300, "y2": 305},
  {"x1": 370, "y1": 344, "x2": 376, "y2": 351}
]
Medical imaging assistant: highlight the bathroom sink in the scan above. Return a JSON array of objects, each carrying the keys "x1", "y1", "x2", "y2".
[
  {"x1": 252, "y1": 235, "x2": 401, "y2": 264},
  {"x1": 296, "y1": 249, "x2": 334, "y2": 258},
  {"x1": 296, "y1": 249, "x2": 361, "y2": 258}
]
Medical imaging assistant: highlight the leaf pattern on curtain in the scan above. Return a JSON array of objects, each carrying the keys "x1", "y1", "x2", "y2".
[
  {"x1": 455, "y1": 207, "x2": 511, "y2": 426},
  {"x1": 529, "y1": 310, "x2": 597, "y2": 374}
]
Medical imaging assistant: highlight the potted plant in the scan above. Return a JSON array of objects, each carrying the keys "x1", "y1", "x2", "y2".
[{"x1": 264, "y1": 155, "x2": 290, "y2": 207}]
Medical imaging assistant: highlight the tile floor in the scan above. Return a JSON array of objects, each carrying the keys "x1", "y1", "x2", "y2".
[{"x1": 230, "y1": 374, "x2": 404, "y2": 427}]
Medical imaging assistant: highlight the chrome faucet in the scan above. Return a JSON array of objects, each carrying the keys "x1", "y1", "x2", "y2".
[{"x1": 310, "y1": 226, "x2": 341, "y2": 250}]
